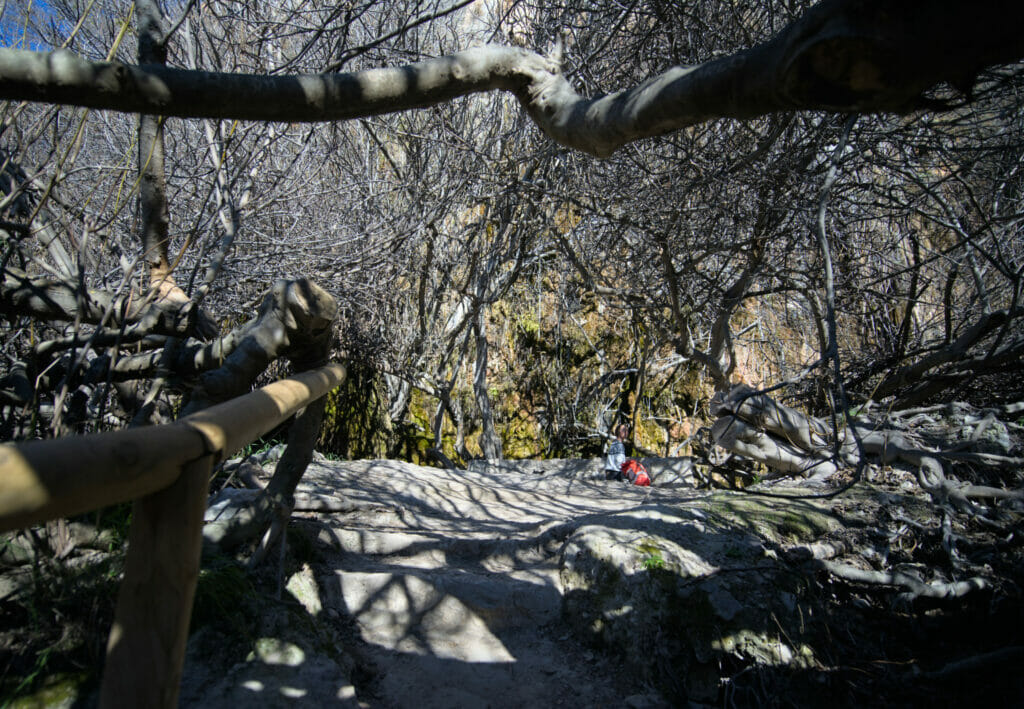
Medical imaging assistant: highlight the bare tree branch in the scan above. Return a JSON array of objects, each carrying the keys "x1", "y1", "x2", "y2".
[{"x1": 1, "y1": 0, "x2": 1022, "y2": 157}]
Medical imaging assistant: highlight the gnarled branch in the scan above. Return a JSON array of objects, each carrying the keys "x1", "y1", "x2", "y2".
[{"x1": 0, "y1": 0, "x2": 1022, "y2": 157}]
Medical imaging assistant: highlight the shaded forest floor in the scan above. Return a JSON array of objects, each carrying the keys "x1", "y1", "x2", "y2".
[{"x1": 2, "y1": 454, "x2": 1023, "y2": 707}]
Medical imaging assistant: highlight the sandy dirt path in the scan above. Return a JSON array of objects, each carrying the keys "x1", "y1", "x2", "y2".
[{"x1": 182, "y1": 458, "x2": 695, "y2": 707}]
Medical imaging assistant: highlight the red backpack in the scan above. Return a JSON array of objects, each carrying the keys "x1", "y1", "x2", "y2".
[{"x1": 620, "y1": 459, "x2": 651, "y2": 487}]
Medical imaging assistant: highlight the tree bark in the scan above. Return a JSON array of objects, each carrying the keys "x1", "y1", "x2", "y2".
[
  {"x1": 136, "y1": 0, "x2": 174, "y2": 291},
  {"x1": 473, "y1": 309, "x2": 501, "y2": 460},
  {"x1": 202, "y1": 379, "x2": 332, "y2": 552}
]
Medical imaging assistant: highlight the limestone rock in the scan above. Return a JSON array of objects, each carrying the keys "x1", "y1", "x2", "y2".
[{"x1": 560, "y1": 492, "x2": 840, "y2": 703}]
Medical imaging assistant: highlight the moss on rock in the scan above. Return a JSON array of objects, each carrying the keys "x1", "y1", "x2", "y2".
[
  {"x1": 559, "y1": 495, "x2": 835, "y2": 703},
  {"x1": 698, "y1": 492, "x2": 842, "y2": 543}
]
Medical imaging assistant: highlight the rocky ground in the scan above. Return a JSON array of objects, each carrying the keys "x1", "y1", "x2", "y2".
[
  {"x1": 2, "y1": 451, "x2": 1022, "y2": 707},
  {"x1": 180, "y1": 457, "x2": 686, "y2": 708},
  {"x1": 179, "y1": 450, "x2": 1024, "y2": 708}
]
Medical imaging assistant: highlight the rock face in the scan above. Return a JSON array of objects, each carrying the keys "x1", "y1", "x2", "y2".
[{"x1": 560, "y1": 495, "x2": 841, "y2": 702}]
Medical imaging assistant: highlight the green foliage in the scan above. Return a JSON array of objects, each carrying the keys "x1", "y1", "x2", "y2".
[
  {"x1": 93, "y1": 502, "x2": 133, "y2": 549},
  {"x1": 638, "y1": 539, "x2": 666, "y2": 571},
  {"x1": 3, "y1": 668, "x2": 87, "y2": 709},
  {"x1": 390, "y1": 421, "x2": 433, "y2": 465},
  {"x1": 4, "y1": 647, "x2": 53, "y2": 706},
  {"x1": 240, "y1": 438, "x2": 278, "y2": 459},
  {"x1": 0, "y1": 552, "x2": 121, "y2": 705},
  {"x1": 641, "y1": 552, "x2": 666, "y2": 571}
]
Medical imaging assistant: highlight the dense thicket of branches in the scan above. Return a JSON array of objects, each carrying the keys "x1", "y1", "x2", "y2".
[
  {"x1": 0, "y1": 0, "x2": 1021, "y2": 463},
  {"x1": 2, "y1": 1, "x2": 1023, "y2": 705}
]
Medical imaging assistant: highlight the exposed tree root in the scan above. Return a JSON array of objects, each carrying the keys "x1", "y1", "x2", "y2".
[
  {"x1": 819, "y1": 558, "x2": 988, "y2": 603},
  {"x1": 709, "y1": 384, "x2": 1023, "y2": 608}
]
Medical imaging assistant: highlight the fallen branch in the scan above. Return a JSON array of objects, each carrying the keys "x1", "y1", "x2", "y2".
[
  {"x1": 710, "y1": 414, "x2": 838, "y2": 480},
  {"x1": 711, "y1": 385, "x2": 832, "y2": 454}
]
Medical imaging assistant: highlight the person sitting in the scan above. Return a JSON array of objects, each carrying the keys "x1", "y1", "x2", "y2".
[
  {"x1": 604, "y1": 423, "x2": 652, "y2": 486},
  {"x1": 604, "y1": 423, "x2": 630, "y2": 481}
]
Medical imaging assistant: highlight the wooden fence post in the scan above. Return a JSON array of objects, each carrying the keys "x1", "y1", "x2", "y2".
[{"x1": 98, "y1": 453, "x2": 214, "y2": 708}]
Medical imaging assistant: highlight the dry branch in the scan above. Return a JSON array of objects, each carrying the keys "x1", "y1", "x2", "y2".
[
  {"x1": 0, "y1": 266, "x2": 207, "y2": 337},
  {"x1": 875, "y1": 308, "x2": 1023, "y2": 401}
]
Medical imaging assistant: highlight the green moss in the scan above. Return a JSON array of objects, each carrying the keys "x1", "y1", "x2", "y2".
[
  {"x1": 319, "y1": 362, "x2": 391, "y2": 460},
  {"x1": 635, "y1": 415, "x2": 663, "y2": 453},
  {"x1": 6, "y1": 673, "x2": 88, "y2": 708},
  {"x1": 191, "y1": 560, "x2": 255, "y2": 637},
  {"x1": 637, "y1": 538, "x2": 662, "y2": 557},
  {"x1": 516, "y1": 311, "x2": 540, "y2": 339},
  {"x1": 501, "y1": 414, "x2": 542, "y2": 459},
  {"x1": 700, "y1": 494, "x2": 840, "y2": 543}
]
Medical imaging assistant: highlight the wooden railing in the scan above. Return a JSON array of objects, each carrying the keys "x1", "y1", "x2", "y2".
[{"x1": 0, "y1": 362, "x2": 346, "y2": 707}]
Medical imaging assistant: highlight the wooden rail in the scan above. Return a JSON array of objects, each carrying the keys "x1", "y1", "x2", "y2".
[{"x1": 0, "y1": 362, "x2": 346, "y2": 707}]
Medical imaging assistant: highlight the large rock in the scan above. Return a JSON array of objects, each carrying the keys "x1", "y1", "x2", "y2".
[
  {"x1": 179, "y1": 564, "x2": 361, "y2": 708},
  {"x1": 559, "y1": 492, "x2": 841, "y2": 703}
]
